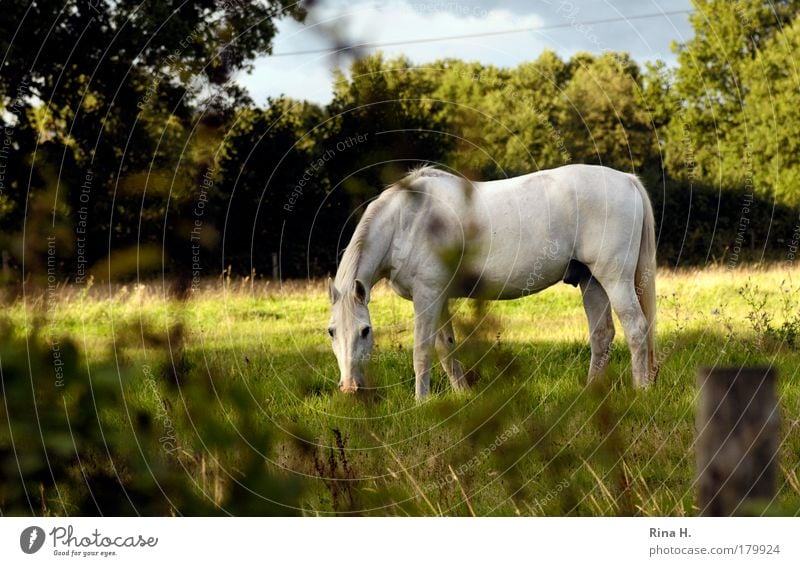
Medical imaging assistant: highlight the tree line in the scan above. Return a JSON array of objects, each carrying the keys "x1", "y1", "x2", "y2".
[{"x1": 2, "y1": 0, "x2": 799, "y2": 284}]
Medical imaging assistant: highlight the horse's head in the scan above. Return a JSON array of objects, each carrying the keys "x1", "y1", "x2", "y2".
[{"x1": 327, "y1": 277, "x2": 373, "y2": 393}]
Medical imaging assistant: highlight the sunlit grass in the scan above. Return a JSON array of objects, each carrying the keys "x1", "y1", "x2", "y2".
[{"x1": 5, "y1": 264, "x2": 800, "y2": 515}]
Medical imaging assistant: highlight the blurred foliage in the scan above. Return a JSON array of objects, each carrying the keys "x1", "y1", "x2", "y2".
[{"x1": 0, "y1": 319, "x2": 304, "y2": 515}]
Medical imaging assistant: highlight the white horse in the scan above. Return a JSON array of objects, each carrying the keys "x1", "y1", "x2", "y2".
[{"x1": 327, "y1": 164, "x2": 656, "y2": 399}]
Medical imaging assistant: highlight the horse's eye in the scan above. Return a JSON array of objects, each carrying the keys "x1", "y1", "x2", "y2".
[
  {"x1": 360, "y1": 326, "x2": 371, "y2": 339},
  {"x1": 328, "y1": 328, "x2": 335, "y2": 338}
]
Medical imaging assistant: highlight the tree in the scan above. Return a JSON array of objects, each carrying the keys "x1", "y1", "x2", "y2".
[
  {"x1": 739, "y1": 15, "x2": 800, "y2": 204},
  {"x1": 664, "y1": 0, "x2": 799, "y2": 196},
  {"x1": 479, "y1": 51, "x2": 571, "y2": 176},
  {"x1": 0, "y1": 0, "x2": 306, "y2": 280},
  {"x1": 215, "y1": 97, "x2": 328, "y2": 277},
  {"x1": 559, "y1": 53, "x2": 657, "y2": 172},
  {"x1": 326, "y1": 54, "x2": 450, "y2": 199}
]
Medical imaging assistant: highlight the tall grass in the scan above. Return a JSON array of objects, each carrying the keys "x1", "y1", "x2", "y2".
[{"x1": 2, "y1": 264, "x2": 799, "y2": 515}]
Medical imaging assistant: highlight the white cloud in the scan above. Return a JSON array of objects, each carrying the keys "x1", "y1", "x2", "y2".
[
  {"x1": 234, "y1": 0, "x2": 693, "y2": 106},
  {"x1": 308, "y1": 0, "x2": 547, "y2": 63}
]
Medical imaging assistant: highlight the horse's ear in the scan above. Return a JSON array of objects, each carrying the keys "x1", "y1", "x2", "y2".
[
  {"x1": 328, "y1": 277, "x2": 339, "y2": 304},
  {"x1": 353, "y1": 279, "x2": 369, "y2": 304}
]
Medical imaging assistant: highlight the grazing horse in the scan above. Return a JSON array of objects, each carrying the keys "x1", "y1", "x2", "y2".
[{"x1": 327, "y1": 164, "x2": 657, "y2": 399}]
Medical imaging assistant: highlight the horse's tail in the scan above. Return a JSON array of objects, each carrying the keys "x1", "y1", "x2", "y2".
[{"x1": 631, "y1": 175, "x2": 657, "y2": 380}]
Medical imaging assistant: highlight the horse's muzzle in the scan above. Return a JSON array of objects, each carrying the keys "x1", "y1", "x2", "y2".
[{"x1": 338, "y1": 379, "x2": 361, "y2": 394}]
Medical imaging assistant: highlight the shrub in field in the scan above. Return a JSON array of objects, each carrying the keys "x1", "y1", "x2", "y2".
[{"x1": 739, "y1": 279, "x2": 800, "y2": 349}]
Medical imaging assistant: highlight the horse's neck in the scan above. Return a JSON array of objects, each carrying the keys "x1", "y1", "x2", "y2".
[
  {"x1": 354, "y1": 216, "x2": 395, "y2": 287},
  {"x1": 337, "y1": 200, "x2": 397, "y2": 290}
]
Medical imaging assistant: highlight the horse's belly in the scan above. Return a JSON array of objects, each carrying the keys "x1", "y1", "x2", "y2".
[
  {"x1": 458, "y1": 240, "x2": 570, "y2": 300},
  {"x1": 452, "y1": 185, "x2": 578, "y2": 299}
]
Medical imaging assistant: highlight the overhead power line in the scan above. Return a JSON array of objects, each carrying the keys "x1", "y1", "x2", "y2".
[{"x1": 270, "y1": 8, "x2": 694, "y2": 58}]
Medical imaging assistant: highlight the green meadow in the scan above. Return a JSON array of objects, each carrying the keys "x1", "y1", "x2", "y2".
[{"x1": 2, "y1": 265, "x2": 799, "y2": 516}]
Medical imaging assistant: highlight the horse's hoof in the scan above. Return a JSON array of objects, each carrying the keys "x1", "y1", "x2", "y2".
[{"x1": 339, "y1": 382, "x2": 359, "y2": 394}]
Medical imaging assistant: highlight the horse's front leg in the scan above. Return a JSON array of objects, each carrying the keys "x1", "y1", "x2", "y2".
[
  {"x1": 412, "y1": 293, "x2": 444, "y2": 400},
  {"x1": 435, "y1": 306, "x2": 468, "y2": 392}
]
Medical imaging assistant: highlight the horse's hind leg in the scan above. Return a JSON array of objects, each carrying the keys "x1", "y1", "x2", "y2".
[
  {"x1": 435, "y1": 305, "x2": 468, "y2": 391},
  {"x1": 579, "y1": 276, "x2": 615, "y2": 383},
  {"x1": 599, "y1": 278, "x2": 651, "y2": 388}
]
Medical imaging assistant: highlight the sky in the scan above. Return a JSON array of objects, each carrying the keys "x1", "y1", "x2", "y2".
[{"x1": 235, "y1": 0, "x2": 695, "y2": 106}]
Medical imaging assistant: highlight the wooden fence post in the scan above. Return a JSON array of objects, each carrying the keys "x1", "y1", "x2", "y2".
[{"x1": 696, "y1": 366, "x2": 779, "y2": 516}]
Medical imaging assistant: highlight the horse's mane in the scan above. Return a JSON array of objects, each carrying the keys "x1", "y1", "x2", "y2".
[
  {"x1": 335, "y1": 187, "x2": 395, "y2": 288},
  {"x1": 335, "y1": 166, "x2": 457, "y2": 289},
  {"x1": 401, "y1": 164, "x2": 458, "y2": 183}
]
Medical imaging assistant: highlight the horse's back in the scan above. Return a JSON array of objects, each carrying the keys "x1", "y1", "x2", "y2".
[
  {"x1": 468, "y1": 165, "x2": 645, "y2": 296},
  {"x1": 392, "y1": 165, "x2": 646, "y2": 299}
]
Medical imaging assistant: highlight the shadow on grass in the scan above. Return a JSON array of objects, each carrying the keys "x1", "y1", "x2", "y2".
[
  {"x1": 3, "y1": 321, "x2": 798, "y2": 516},
  {"x1": 178, "y1": 329, "x2": 800, "y2": 516}
]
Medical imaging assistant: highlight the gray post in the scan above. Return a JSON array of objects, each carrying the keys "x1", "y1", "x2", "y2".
[{"x1": 696, "y1": 366, "x2": 779, "y2": 516}]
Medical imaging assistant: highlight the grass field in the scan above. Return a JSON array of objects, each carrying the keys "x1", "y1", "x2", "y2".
[{"x1": 3, "y1": 265, "x2": 800, "y2": 516}]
